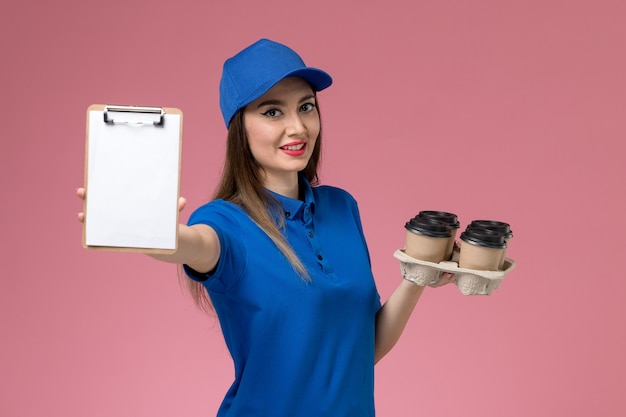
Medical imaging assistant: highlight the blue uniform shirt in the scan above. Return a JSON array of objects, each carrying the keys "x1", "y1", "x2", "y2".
[{"x1": 184, "y1": 178, "x2": 381, "y2": 417}]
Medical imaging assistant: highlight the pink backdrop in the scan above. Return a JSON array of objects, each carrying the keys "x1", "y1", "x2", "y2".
[{"x1": 2, "y1": 0, "x2": 625, "y2": 416}]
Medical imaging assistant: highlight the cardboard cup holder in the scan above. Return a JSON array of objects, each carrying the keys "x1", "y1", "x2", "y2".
[{"x1": 394, "y1": 247, "x2": 516, "y2": 295}]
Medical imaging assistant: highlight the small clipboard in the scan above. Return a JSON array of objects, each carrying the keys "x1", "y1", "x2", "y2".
[{"x1": 83, "y1": 104, "x2": 183, "y2": 254}]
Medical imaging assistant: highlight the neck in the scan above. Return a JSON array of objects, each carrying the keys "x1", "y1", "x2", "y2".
[{"x1": 262, "y1": 172, "x2": 300, "y2": 200}]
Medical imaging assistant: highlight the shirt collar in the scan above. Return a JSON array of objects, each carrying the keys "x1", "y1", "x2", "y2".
[{"x1": 267, "y1": 175, "x2": 316, "y2": 222}]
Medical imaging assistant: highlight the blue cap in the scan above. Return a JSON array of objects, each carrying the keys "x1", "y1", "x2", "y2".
[{"x1": 219, "y1": 39, "x2": 333, "y2": 127}]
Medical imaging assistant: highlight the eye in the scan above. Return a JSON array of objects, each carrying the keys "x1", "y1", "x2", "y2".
[
  {"x1": 300, "y1": 102, "x2": 315, "y2": 113},
  {"x1": 262, "y1": 108, "x2": 282, "y2": 118}
]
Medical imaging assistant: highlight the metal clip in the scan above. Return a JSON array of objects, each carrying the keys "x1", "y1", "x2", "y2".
[{"x1": 103, "y1": 105, "x2": 165, "y2": 126}]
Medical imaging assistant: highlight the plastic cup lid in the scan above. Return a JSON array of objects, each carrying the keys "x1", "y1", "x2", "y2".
[
  {"x1": 469, "y1": 220, "x2": 513, "y2": 238},
  {"x1": 405, "y1": 217, "x2": 452, "y2": 238},
  {"x1": 460, "y1": 228, "x2": 507, "y2": 249},
  {"x1": 417, "y1": 210, "x2": 460, "y2": 229}
]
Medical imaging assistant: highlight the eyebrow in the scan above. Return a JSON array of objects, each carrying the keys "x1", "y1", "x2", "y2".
[{"x1": 256, "y1": 94, "x2": 316, "y2": 108}]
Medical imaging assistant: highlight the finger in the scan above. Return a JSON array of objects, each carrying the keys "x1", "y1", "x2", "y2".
[
  {"x1": 441, "y1": 272, "x2": 456, "y2": 284},
  {"x1": 430, "y1": 272, "x2": 455, "y2": 288},
  {"x1": 76, "y1": 188, "x2": 86, "y2": 200},
  {"x1": 442, "y1": 272, "x2": 455, "y2": 280},
  {"x1": 77, "y1": 212, "x2": 85, "y2": 223},
  {"x1": 178, "y1": 196, "x2": 187, "y2": 212}
]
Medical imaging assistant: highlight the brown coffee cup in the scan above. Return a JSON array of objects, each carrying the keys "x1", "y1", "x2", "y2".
[
  {"x1": 467, "y1": 220, "x2": 513, "y2": 269},
  {"x1": 416, "y1": 211, "x2": 460, "y2": 261},
  {"x1": 404, "y1": 217, "x2": 451, "y2": 263},
  {"x1": 458, "y1": 227, "x2": 507, "y2": 271}
]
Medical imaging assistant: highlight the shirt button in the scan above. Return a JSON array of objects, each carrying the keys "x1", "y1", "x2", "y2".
[
  {"x1": 308, "y1": 231, "x2": 313, "y2": 238},
  {"x1": 285, "y1": 211, "x2": 291, "y2": 217},
  {"x1": 317, "y1": 254, "x2": 323, "y2": 261},
  {"x1": 305, "y1": 209, "x2": 310, "y2": 215}
]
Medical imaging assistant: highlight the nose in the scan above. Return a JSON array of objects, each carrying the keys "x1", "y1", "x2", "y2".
[{"x1": 285, "y1": 112, "x2": 306, "y2": 136}]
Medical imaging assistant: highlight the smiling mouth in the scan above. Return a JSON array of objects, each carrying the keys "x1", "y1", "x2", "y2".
[{"x1": 280, "y1": 143, "x2": 305, "y2": 151}]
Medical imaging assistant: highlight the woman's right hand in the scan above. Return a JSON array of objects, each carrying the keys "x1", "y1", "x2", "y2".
[{"x1": 76, "y1": 186, "x2": 218, "y2": 271}]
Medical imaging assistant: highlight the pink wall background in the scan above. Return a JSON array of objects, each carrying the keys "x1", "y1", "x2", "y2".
[{"x1": 2, "y1": 0, "x2": 625, "y2": 416}]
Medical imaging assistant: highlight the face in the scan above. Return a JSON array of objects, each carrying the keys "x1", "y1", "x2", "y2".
[{"x1": 243, "y1": 77, "x2": 320, "y2": 188}]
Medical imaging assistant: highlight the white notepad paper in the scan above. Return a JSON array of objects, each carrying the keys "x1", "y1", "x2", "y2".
[{"x1": 84, "y1": 106, "x2": 182, "y2": 252}]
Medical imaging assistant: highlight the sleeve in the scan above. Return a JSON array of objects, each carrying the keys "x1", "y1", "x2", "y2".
[
  {"x1": 325, "y1": 187, "x2": 372, "y2": 267},
  {"x1": 346, "y1": 193, "x2": 372, "y2": 268},
  {"x1": 339, "y1": 189, "x2": 381, "y2": 309},
  {"x1": 182, "y1": 201, "x2": 247, "y2": 291}
]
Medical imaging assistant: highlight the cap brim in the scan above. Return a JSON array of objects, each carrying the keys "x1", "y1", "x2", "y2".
[{"x1": 285, "y1": 67, "x2": 333, "y2": 92}]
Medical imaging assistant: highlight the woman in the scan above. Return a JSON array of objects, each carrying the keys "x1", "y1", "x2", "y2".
[{"x1": 78, "y1": 38, "x2": 454, "y2": 417}]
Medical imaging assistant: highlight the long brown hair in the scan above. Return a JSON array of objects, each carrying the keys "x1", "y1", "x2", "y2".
[{"x1": 181, "y1": 99, "x2": 323, "y2": 313}]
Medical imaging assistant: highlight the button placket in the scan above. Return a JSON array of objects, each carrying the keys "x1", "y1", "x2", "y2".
[{"x1": 302, "y1": 206, "x2": 332, "y2": 274}]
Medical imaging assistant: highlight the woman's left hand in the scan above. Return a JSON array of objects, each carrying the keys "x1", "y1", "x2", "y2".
[{"x1": 430, "y1": 272, "x2": 456, "y2": 288}]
